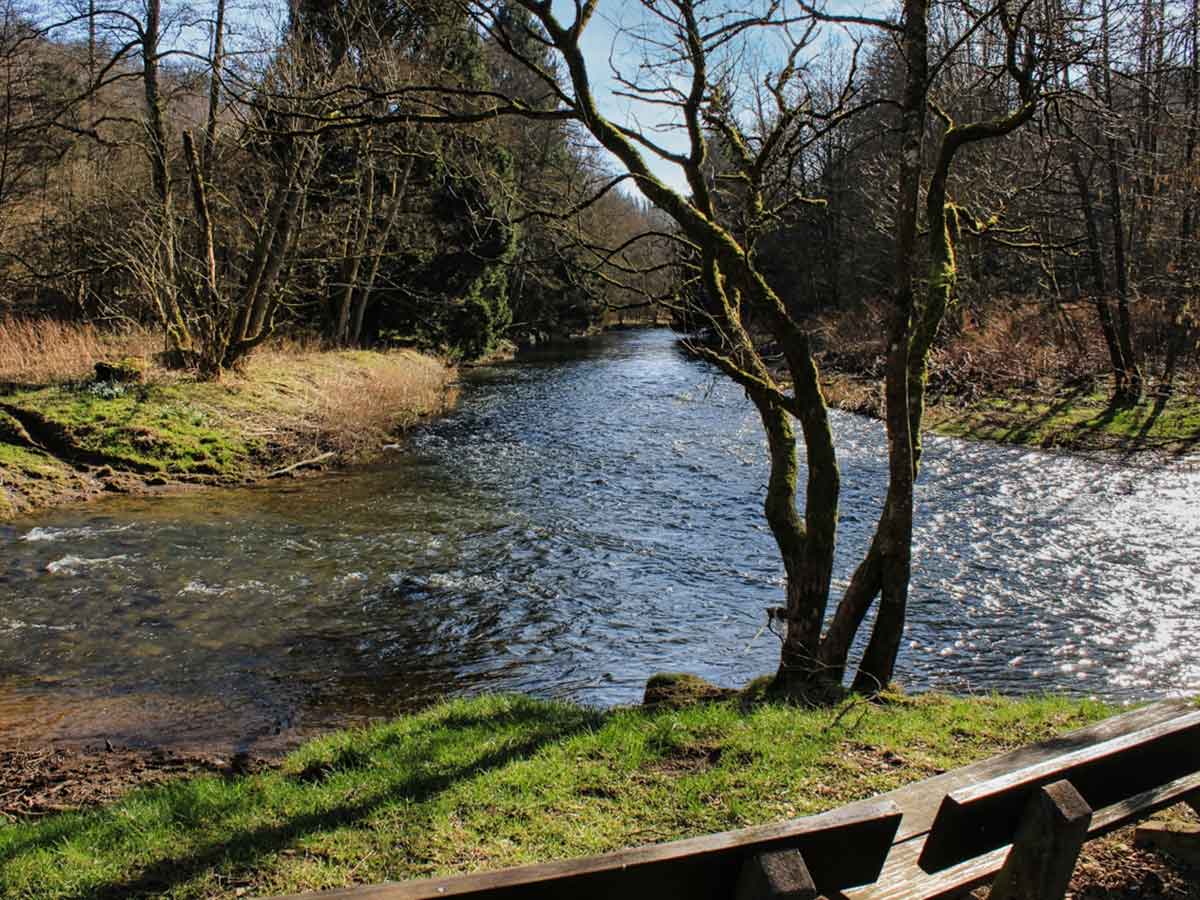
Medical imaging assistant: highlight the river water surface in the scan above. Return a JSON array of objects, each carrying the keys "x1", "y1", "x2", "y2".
[{"x1": 2, "y1": 330, "x2": 1197, "y2": 752}]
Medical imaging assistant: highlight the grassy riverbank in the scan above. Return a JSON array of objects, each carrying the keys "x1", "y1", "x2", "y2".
[
  {"x1": 822, "y1": 371, "x2": 1200, "y2": 455},
  {"x1": 0, "y1": 325, "x2": 456, "y2": 519},
  {"x1": 0, "y1": 691, "x2": 1137, "y2": 899},
  {"x1": 809, "y1": 300, "x2": 1200, "y2": 456}
]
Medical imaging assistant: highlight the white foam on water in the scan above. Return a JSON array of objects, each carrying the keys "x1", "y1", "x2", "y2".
[
  {"x1": 1, "y1": 618, "x2": 76, "y2": 632},
  {"x1": 22, "y1": 523, "x2": 134, "y2": 543},
  {"x1": 179, "y1": 580, "x2": 227, "y2": 596},
  {"x1": 44, "y1": 554, "x2": 129, "y2": 575}
]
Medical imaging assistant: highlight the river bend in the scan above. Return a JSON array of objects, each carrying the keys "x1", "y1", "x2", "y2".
[{"x1": 1, "y1": 330, "x2": 1196, "y2": 751}]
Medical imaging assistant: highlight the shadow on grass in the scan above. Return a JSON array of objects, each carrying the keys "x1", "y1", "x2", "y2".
[
  {"x1": 1121, "y1": 378, "x2": 1200, "y2": 457},
  {"x1": 998, "y1": 384, "x2": 1091, "y2": 445},
  {"x1": 4, "y1": 700, "x2": 604, "y2": 900},
  {"x1": 1081, "y1": 387, "x2": 1200, "y2": 456}
]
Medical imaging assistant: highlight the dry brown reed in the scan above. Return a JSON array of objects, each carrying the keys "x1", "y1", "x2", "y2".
[
  {"x1": 239, "y1": 349, "x2": 457, "y2": 458},
  {"x1": 929, "y1": 305, "x2": 1107, "y2": 391},
  {"x1": 310, "y1": 352, "x2": 456, "y2": 456},
  {"x1": 889, "y1": 298, "x2": 1190, "y2": 392},
  {"x1": 814, "y1": 299, "x2": 1132, "y2": 393},
  {"x1": 0, "y1": 319, "x2": 159, "y2": 385}
]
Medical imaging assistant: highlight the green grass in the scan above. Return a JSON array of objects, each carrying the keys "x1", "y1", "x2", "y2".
[
  {"x1": 0, "y1": 692, "x2": 1116, "y2": 900},
  {"x1": 0, "y1": 348, "x2": 455, "y2": 518},
  {"x1": 926, "y1": 386, "x2": 1200, "y2": 454},
  {"x1": 2, "y1": 382, "x2": 255, "y2": 477}
]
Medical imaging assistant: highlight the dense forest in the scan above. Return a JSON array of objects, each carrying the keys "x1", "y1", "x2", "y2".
[
  {"x1": 1, "y1": 0, "x2": 1197, "y2": 388},
  {"x1": 0, "y1": 0, "x2": 673, "y2": 370}
]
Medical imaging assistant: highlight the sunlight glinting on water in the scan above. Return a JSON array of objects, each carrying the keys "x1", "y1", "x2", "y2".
[{"x1": 0, "y1": 330, "x2": 1197, "y2": 751}]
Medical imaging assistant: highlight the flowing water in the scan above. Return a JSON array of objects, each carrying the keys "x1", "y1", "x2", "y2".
[{"x1": 1, "y1": 330, "x2": 1197, "y2": 753}]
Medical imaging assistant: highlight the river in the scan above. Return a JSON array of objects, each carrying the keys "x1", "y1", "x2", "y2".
[{"x1": 1, "y1": 329, "x2": 1197, "y2": 753}]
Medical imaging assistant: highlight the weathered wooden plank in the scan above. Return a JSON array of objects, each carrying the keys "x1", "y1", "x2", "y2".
[
  {"x1": 270, "y1": 799, "x2": 901, "y2": 900},
  {"x1": 735, "y1": 848, "x2": 817, "y2": 900},
  {"x1": 1088, "y1": 770, "x2": 1200, "y2": 836},
  {"x1": 987, "y1": 781, "x2": 1091, "y2": 900},
  {"x1": 1134, "y1": 822, "x2": 1200, "y2": 866},
  {"x1": 847, "y1": 700, "x2": 1198, "y2": 900},
  {"x1": 844, "y1": 838, "x2": 1009, "y2": 900},
  {"x1": 876, "y1": 698, "x2": 1193, "y2": 844},
  {"x1": 918, "y1": 709, "x2": 1200, "y2": 872},
  {"x1": 847, "y1": 770, "x2": 1200, "y2": 900}
]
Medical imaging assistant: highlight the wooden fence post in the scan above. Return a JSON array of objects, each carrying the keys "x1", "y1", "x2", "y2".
[
  {"x1": 988, "y1": 780, "x2": 1092, "y2": 900},
  {"x1": 735, "y1": 848, "x2": 817, "y2": 900}
]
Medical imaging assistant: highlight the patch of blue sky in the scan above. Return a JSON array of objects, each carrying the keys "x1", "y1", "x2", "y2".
[{"x1": 548, "y1": 0, "x2": 891, "y2": 198}]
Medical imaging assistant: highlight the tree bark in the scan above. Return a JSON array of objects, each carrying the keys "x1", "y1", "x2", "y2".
[
  {"x1": 848, "y1": 0, "x2": 927, "y2": 693},
  {"x1": 1100, "y1": 0, "x2": 1143, "y2": 403},
  {"x1": 141, "y1": 0, "x2": 191, "y2": 356},
  {"x1": 202, "y1": 0, "x2": 226, "y2": 181},
  {"x1": 1069, "y1": 152, "x2": 1127, "y2": 382},
  {"x1": 351, "y1": 153, "x2": 415, "y2": 346},
  {"x1": 334, "y1": 143, "x2": 375, "y2": 345}
]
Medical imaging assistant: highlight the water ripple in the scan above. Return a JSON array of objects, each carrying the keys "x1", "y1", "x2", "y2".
[{"x1": 0, "y1": 329, "x2": 1197, "y2": 751}]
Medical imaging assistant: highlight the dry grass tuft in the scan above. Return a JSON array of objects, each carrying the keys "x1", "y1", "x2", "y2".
[
  {"x1": 310, "y1": 351, "x2": 458, "y2": 456},
  {"x1": 0, "y1": 319, "x2": 160, "y2": 385},
  {"x1": 238, "y1": 349, "x2": 457, "y2": 459}
]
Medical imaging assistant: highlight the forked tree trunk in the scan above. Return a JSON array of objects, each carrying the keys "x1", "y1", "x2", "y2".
[
  {"x1": 758, "y1": 351, "x2": 839, "y2": 691},
  {"x1": 841, "y1": 0, "x2": 927, "y2": 692},
  {"x1": 824, "y1": 0, "x2": 1038, "y2": 691}
]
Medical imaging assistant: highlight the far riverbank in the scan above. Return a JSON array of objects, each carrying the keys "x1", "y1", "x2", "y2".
[{"x1": 820, "y1": 367, "x2": 1200, "y2": 456}]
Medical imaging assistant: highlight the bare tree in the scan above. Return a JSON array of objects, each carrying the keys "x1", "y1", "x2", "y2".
[{"x1": 460, "y1": 0, "x2": 1060, "y2": 696}]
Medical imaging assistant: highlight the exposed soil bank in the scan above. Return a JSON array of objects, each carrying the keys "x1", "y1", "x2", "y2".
[
  {"x1": 821, "y1": 368, "x2": 1200, "y2": 456},
  {"x1": 0, "y1": 349, "x2": 456, "y2": 520},
  {"x1": 0, "y1": 744, "x2": 274, "y2": 820}
]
